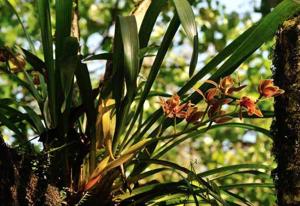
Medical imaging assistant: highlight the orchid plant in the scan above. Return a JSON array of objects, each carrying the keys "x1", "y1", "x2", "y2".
[{"x1": 0, "y1": 0, "x2": 298, "y2": 205}]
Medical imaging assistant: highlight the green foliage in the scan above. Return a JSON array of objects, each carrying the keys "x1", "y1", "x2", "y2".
[{"x1": 0, "y1": 0, "x2": 298, "y2": 205}]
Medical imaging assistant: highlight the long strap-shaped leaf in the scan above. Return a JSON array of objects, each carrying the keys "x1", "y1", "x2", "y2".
[
  {"x1": 0, "y1": 112, "x2": 24, "y2": 138},
  {"x1": 123, "y1": 15, "x2": 181, "y2": 150},
  {"x1": 55, "y1": 0, "x2": 73, "y2": 133},
  {"x1": 119, "y1": 16, "x2": 140, "y2": 97},
  {"x1": 21, "y1": 48, "x2": 45, "y2": 75},
  {"x1": 36, "y1": 0, "x2": 57, "y2": 127},
  {"x1": 23, "y1": 106, "x2": 45, "y2": 135},
  {"x1": 112, "y1": 16, "x2": 140, "y2": 152},
  {"x1": 153, "y1": 122, "x2": 271, "y2": 159},
  {"x1": 123, "y1": 0, "x2": 196, "y2": 149},
  {"x1": 75, "y1": 62, "x2": 96, "y2": 172},
  {"x1": 197, "y1": 163, "x2": 270, "y2": 178},
  {"x1": 139, "y1": 0, "x2": 167, "y2": 49},
  {"x1": 4, "y1": 0, "x2": 36, "y2": 53},
  {"x1": 55, "y1": 0, "x2": 73, "y2": 59},
  {"x1": 173, "y1": 0, "x2": 198, "y2": 76},
  {"x1": 119, "y1": 159, "x2": 229, "y2": 205}
]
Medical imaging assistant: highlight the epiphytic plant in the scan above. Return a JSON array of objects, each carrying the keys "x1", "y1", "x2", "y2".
[{"x1": 0, "y1": 0, "x2": 297, "y2": 205}]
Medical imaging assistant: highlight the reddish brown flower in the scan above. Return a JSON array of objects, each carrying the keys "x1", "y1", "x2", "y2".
[
  {"x1": 205, "y1": 88, "x2": 219, "y2": 102},
  {"x1": 237, "y1": 96, "x2": 263, "y2": 119},
  {"x1": 160, "y1": 95, "x2": 204, "y2": 123},
  {"x1": 258, "y1": 79, "x2": 284, "y2": 98},
  {"x1": 208, "y1": 98, "x2": 232, "y2": 122},
  {"x1": 185, "y1": 106, "x2": 203, "y2": 124},
  {"x1": 220, "y1": 76, "x2": 247, "y2": 95},
  {"x1": 219, "y1": 76, "x2": 234, "y2": 94},
  {"x1": 194, "y1": 87, "x2": 219, "y2": 104},
  {"x1": 160, "y1": 94, "x2": 188, "y2": 118},
  {"x1": 197, "y1": 76, "x2": 246, "y2": 102}
]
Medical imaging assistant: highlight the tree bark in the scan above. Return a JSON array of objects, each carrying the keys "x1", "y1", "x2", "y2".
[
  {"x1": 272, "y1": 15, "x2": 300, "y2": 206},
  {"x1": 0, "y1": 136, "x2": 61, "y2": 206}
]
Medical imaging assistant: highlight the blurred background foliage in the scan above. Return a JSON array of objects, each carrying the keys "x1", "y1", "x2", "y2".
[{"x1": 0, "y1": 0, "x2": 282, "y2": 204}]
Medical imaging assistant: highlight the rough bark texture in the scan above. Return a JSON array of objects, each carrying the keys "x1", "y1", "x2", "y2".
[
  {"x1": 272, "y1": 15, "x2": 300, "y2": 206},
  {"x1": 0, "y1": 136, "x2": 61, "y2": 206}
]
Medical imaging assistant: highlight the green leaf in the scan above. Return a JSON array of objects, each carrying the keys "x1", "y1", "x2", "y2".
[
  {"x1": 125, "y1": 15, "x2": 181, "y2": 148},
  {"x1": 60, "y1": 56, "x2": 78, "y2": 112},
  {"x1": 110, "y1": 18, "x2": 125, "y2": 153},
  {"x1": 220, "y1": 183, "x2": 274, "y2": 190},
  {"x1": 121, "y1": 138, "x2": 151, "y2": 156},
  {"x1": 133, "y1": 159, "x2": 228, "y2": 205},
  {"x1": 75, "y1": 62, "x2": 96, "y2": 172},
  {"x1": 83, "y1": 53, "x2": 112, "y2": 61},
  {"x1": 212, "y1": 170, "x2": 270, "y2": 182},
  {"x1": 0, "y1": 98, "x2": 17, "y2": 106},
  {"x1": 23, "y1": 106, "x2": 45, "y2": 134},
  {"x1": 7, "y1": 72, "x2": 43, "y2": 104},
  {"x1": 138, "y1": 159, "x2": 191, "y2": 174},
  {"x1": 232, "y1": 110, "x2": 274, "y2": 118},
  {"x1": 156, "y1": 198, "x2": 203, "y2": 206},
  {"x1": 21, "y1": 48, "x2": 45, "y2": 75},
  {"x1": 104, "y1": 153, "x2": 134, "y2": 173},
  {"x1": 178, "y1": 25, "x2": 257, "y2": 97},
  {"x1": 139, "y1": 45, "x2": 159, "y2": 58},
  {"x1": 172, "y1": 0, "x2": 198, "y2": 76},
  {"x1": 75, "y1": 62, "x2": 95, "y2": 127},
  {"x1": 60, "y1": 38, "x2": 79, "y2": 108},
  {"x1": 223, "y1": 190, "x2": 253, "y2": 206},
  {"x1": 172, "y1": 0, "x2": 197, "y2": 42},
  {"x1": 55, "y1": 0, "x2": 73, "y2": 60},
  {"x1": 114, "y1": 182, "x2": 191, "y2": 202},
  {"x1": 5, "y1": 0, "x2": 36, "y2": 53},
  {"x1": 126, "y1": 168, "x2": 167, "y2": 185},
  {"x1": 119, "y1": 16, "x2": 140, "y2": 96},
  {"x1": 0, "y1": 112, "x2": 23, "y2": 138},
  {"x1": 0, "y1": 104, "x2": 27, "y2": 123},
  {"x1": 189, "y1": 34, "x2": 199, "y2": 77},
  {"x1": 115, "y1": 179, "x2": 226, "y2": 205},
  {"x1": 112, "y1": 16, "x2": 140, "y2": 153},
  {"x1": 155, "y1": 122, "x2": 271, "y2": 159},
  {"x1": 36, "y1": 0, "x2": 57, "y2": 127},
  {"x1": 138, "y1": 0, "x2": 167, "y2": 49},
  {"x1": 106, "y1": 19, "x2": 124, "y2": 106},
  {"x1": 209, "y1": 122, "x2": 271, "y2": 138},
  {"x1": 198, "y1": 164, "x2": 270, "y2": 178}
]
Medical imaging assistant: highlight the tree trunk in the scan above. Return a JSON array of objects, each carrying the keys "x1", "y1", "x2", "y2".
[
  {"x1": 272, "y1": 15, "x2": 300, "y2": 206},
  {"x1": 0, "y1": 136, "x2": 62, "y2": 206}
]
